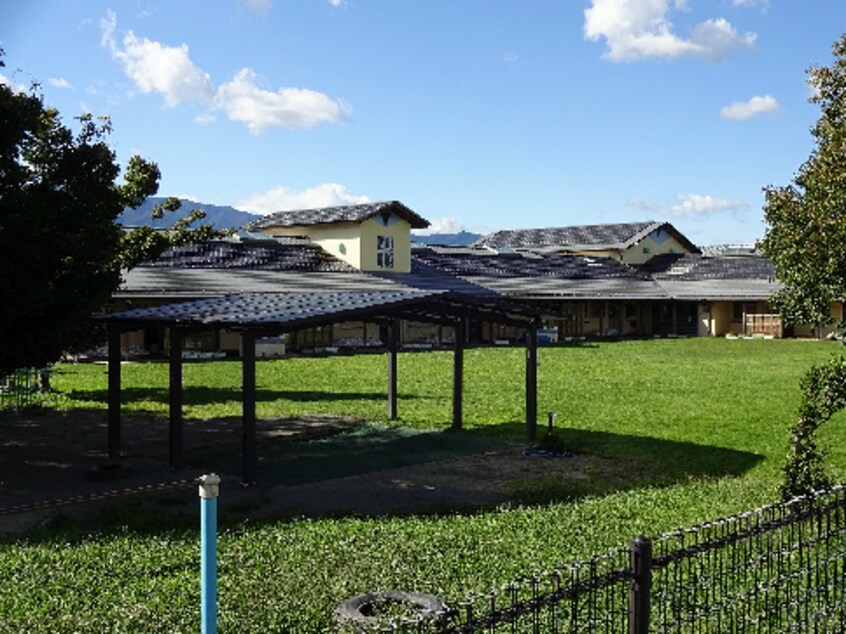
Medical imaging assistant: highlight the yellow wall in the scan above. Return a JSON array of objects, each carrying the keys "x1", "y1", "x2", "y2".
[
  {"x1": 622, "y1": 234, "x2": 690, "y2": 265},
  {"x1": 264, "y1": 223, "x2": 364, "y2": 269},
  {"x1": 258, "y1": 214, "x2": 413, "y2": 273},
  {"x1": 359, "y1": 216, "x2": 412, "y2": 273},
  {"x1": 794, "y1": 302, "x2": 844, "y2": 338}
]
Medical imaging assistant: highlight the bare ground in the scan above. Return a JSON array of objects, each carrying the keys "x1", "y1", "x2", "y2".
[{"x1": 0, "y1": 410, "x2": 598, "y2": 534}]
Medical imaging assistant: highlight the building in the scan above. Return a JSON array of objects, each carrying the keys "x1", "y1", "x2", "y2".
[{"x1": 109, "y1": 201, "x2": 837, "y2": 356}]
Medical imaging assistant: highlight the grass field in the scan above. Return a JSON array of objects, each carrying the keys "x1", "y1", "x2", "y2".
[{"x1": 3, "y1": 338, "x2": 846, "y2": 632}]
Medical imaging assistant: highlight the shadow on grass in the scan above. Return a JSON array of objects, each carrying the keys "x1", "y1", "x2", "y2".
[
  {"x1": 477, "y1": 421, "x2": 764, "y2": 504},
  {"x1": 0, "y1": 418, "x2": 764, "y2": 541},
  {"x1": 65, "y1": 386, "x2": 398, "y2": 406}
]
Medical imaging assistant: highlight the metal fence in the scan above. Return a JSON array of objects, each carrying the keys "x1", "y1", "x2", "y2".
[
  {"x1": 361, "y1": 486, "x2": 846, "y2": 633},
  {"x1": 0, "y1": 367, "x2": 52, "y2": 410}
]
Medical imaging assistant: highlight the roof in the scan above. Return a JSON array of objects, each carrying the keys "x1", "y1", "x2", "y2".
[
  {"x1": 116, "y1": 236, "x2": 779, "y2": 304},
  {"x1": 246, "y1": 201, "x2": 430, "y2": 231},
  {"x1": 118, "y1": 237, "x2": 407, "y2": 299},
  {"x1": 474, "y1": 220, "x2": 700, "y2": 254},
  {"x1": 409, "y1": 246, "x2": 668, "y2": 300},
  {"x1": 140, "y1": 237, "x2": 356, "y2": 272},
  {"x1": 98, "y1": 290, "x2": 541, "y2": 331},
  {"x1": 640, "y1": 253, "x2": 781, "y2": 301},
  {"x1": 638, "y1": 253, "x2": 776, "y2": 281},
  {"x1": 117, "y1": 268, "x2": 406, "y2": 298}
]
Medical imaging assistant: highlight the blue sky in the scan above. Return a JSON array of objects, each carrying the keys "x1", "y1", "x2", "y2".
[{"x1": 2, "y1": 1, "x2": 844, "y2": 245}]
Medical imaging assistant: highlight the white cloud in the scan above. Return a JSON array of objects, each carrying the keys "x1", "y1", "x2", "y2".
[
  {"x1": 720, "y1": 94, "x2": 779, "y2": 120},
  {"x1": 732, "y1": 0, "x2": 769, "y2": 8},
  {"x1": 412, "y1": 217, "x2": 469, "y2": 236},
  {"x1": 214, "y1": 69, "x2": 350, "y2": 134},
  {"x1": 328, "y1": 0, "x2": 345, "y2": 7},
  {"x1": 48, "y1": 77, "x2": 74, "y2": 90},
  {"x1": 0, "y1": 74, "x2": 28, "y2": 93},
  {"x1": 101, "y1": 11, "x2": 349, "y2": 133},
  {"x1": 113, "y1": 32, "x2": 213, "y2": 107},
  {"x1": 583, "y1": 0, "x2": 756, "y2": 62},
  {"x1": 628, "y1": 193, "x2": 749, "y2": 219},
  {"x1": 241, "y1": 0, "x2": 273, "y2": 17},
  {"x1": 236, "y1": 183, "x2": 370, "y2": 215},
  {"x1": 502, "y1": 52, "x2": 519, "y2": 64}
]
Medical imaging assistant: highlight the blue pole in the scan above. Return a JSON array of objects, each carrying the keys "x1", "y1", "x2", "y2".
[{"x1": 199, "y1": 474, "x2": 221, "y2": 634}]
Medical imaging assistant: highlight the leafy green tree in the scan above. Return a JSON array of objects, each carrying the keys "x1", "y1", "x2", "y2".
[
  {"x1": 760, "y1": 34, "x2": 846, "y2": 331},
  {"x1": 0, "y1": 55, "x2": 222, "y2": 373}
]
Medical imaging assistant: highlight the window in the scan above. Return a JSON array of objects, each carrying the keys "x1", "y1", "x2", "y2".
[
  {"x1": 376, "y1": 235, "x2": 394, "y2": 268},
  {"x1": 733, "y1": 302, "x2": 757, "y2": 321}
]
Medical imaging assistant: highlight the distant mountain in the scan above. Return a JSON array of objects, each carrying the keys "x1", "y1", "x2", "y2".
[
  {"x1": 119, "y1": 198, "x2": 482, "y2": 245},
  {"x1": 118, "y1": 198, "x2": 259, "y2": 231},
  {"x1": 412, "y1": 231, "x2": 483, "y2": 246}
]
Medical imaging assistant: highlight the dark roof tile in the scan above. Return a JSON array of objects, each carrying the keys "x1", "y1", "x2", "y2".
[
  {"x1": 638, "y1": 253, "x2": 776, "y2": 281},
  {"x1": 140, "y1": 238, "x2": 356, "y2": 272},
  {"x1": 246, "y1": 201, "x2": 430, "y2": 231},
  {"x1": 474, "y1": 220, "x2": 700, "y2": 254}
]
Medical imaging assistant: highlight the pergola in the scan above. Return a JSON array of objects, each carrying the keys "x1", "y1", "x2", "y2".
[{"x1": 97, "y1": 290, "x2": 542, "y2": 484}]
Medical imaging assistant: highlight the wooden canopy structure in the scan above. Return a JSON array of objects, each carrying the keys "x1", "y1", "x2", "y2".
[{"x1": 96, "y1": 290, "x2": 542, "y2": 484}]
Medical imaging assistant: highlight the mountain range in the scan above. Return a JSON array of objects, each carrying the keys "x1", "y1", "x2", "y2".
[{"x1": 118, "y1": 198, "x2": 482, "y2": 245}]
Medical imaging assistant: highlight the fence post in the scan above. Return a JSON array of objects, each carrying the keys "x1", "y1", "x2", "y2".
[
  {"x1": 629, "y1": 535, "x2": 652, "y2": 634},
  {"x1": 199, "y1": 474, "x2": 221, "y2": 634}
]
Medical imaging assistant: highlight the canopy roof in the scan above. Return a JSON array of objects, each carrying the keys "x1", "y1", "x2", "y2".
[{"x1": 98, "y1": 289, "x2": 542, "y2": 333}]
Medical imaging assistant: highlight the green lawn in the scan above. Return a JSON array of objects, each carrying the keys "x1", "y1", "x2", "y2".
[{"x1": 3, "y1": 338, "x2": 846, "y2": 632}]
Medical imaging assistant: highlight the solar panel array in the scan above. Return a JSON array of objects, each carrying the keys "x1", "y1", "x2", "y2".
[
  {"x1": 141, "y1": 239, "x2": 356, "y2": 272},
  {"x1": 638, "y1": 253, "x2": 776, "y2": 281},
  {"x1": 246, "y1": 200, "x2": 430, "y2": 230},
  {"x1": 473, "y1": 221, "x2": 660, "y2": 249}
]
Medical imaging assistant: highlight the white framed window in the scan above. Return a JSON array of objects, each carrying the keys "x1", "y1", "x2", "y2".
[{"x1": 377, "y1": 235, "x2": 394, "y2": 268}]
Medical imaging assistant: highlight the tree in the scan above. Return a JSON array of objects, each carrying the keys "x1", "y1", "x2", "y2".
[
  {"x1": 759, "y1": 34, "x2": 846, "y2": 332},
  {"x1": 781, "y1": 356, "x2": 846, "y2": 500},
  {"x1": 0, "y1": 55, "x2": 223, "y2": 373}
]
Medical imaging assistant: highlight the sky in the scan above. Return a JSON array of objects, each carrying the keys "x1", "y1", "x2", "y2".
[{"x1": 2, "y1": 1, "x2": 844, "y2": 245}]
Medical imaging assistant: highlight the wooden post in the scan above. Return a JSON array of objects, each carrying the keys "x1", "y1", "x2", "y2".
[
  {"x1": 107, "y1": 326, "x2": 122, "y2": 460},
  {"x1": 387, "y1": 319, "x2": 399, "y2": 420},
  {"x1": 526, "y1": 320, "x2": 538, "y2": 440},
  {"x1": 169, "y1": 327, "x2": 184, "y2": 470},
  {"x1": 241, "y1": 332, "x2": 257, "y2": 485},
  {"x1": 452, "y1": 318, "x2": 465, "y2": 430}
]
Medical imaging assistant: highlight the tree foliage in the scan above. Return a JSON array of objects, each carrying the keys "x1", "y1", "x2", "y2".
[
  {"x1": 781, "y1": 356, "x2": 846, "y2": 500},
  {"x1": 0, "y1": 56, "x2": 224, "y2": 373},
  {"x1": 759, "y1": 34, "x2": 846, "y2": 329}
]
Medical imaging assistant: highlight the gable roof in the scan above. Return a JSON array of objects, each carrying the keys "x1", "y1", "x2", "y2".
[
  {"x1": 246, "y1": 200, "x2": 430, "y2": 231},
  {"x1": 474, "y1": 220, "x2": 699, "y2": 254}
]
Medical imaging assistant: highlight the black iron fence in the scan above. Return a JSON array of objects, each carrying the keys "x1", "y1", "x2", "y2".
[
  {"x1": 0, "y1": 367, "x2": 52, "y2": 410},
  {"x1": 356, "y1": 486, "x2": 846, "y2": 633}
]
